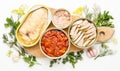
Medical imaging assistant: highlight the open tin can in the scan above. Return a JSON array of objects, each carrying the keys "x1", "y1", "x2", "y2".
[
  {"x1": 68, "y1": 18, "x2": 98, "y2": 49},
  {"x1": 39, "y1": 28, "x2": 70, "y2": 59},
  {"x1": 16, "y1": 4, "x2": 52, "y2": 47},
  {"x1": 52, "y1": 9, "x2": 71, "y2": 29}
]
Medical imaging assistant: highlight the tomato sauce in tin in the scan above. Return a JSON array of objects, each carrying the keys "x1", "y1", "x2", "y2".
[{"x1": 41, "y1": 29, "x2": 69, "y2": 57}]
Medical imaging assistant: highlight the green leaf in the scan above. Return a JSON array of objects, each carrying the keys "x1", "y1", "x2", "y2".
[
  {"x1": 7, "y1": 50, "x2": 13, "y2": 57},
  {"x1": 15, "y1": 21, "x2": 20, "y2": 29},
  {"x1": 50, "y1": 59, "x2": 57, "y2": 67},
  {"x1": 101, "y1": 43, "x2": 108, "y2": 48},
  {"x1": 6, "y1": 17, "x2": 14, "y2": 27},
  {"x1": 62, "y1": 57, "x2": 68, "y2": 64},
  {"x1": 29, "y1": 61, "x2": 35, "y2": 67},
  {"x1": 3, "y1": 34, "x2": 8, "y2": 43},
  {"x1": 4, "y1": 23, "x2": 10, "y2": 28},
  {"x1": 23, "y1": 56, "x2": 30, "y2": 63},
  {"x1": 32, "y1": 56, "x2": 36, "y2": 62},
  {"x1": 23, "y1": 55, "x2": 38, "y2": 67}
]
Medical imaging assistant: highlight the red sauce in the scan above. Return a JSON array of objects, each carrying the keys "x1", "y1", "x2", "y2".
[{"x1": 41, "y1": 29, "x2": 69, "y2": 57}]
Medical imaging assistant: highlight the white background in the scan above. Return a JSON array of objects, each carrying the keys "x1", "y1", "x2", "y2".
[{"x1": 0, "y1": 0, "x2": 120, "y2": 71}]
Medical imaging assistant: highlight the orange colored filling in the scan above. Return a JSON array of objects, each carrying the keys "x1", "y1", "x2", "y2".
[{"x1": 41, "y1": 29, "x2": 68, "y2": 57}]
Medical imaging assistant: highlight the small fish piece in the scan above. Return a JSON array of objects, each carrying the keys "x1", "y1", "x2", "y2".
[
  {"x1": 88, "y1": 33, "x2": 96, "y2": 40},
  {"x1": 84, "y1": 24, "x2": 94, "y2": 32},
  {"x1": 89, "y1": 24, "x2": 94, "y2": 29},
  {"x1": 80, "y1": 20, "x2": 89, "y2": 27},
  {"x1": 70, "y1": 25, "x2": 77, "y2": 35},
  {"x1": 77, "y1": 35, "x2": 85, "y2": 46},
  {"x1": 86, "y1": 27, "x2": 96, "y2": 34},
  {"x1": 85, "y1": 32, "x2": 94, "y2": 38},
  {"x1": 73, "y1": 20, "x2": 83, "y2": 26},
  {"x1": 74, "y1": 33, "x2": 84, "y2": 44},
  {"x1": 83, "y1": 39, "x2": 91, "y2": 47},
  {"x1": 87, "y1": 38, "x2": 96, "y2": 46},
  {"x1": 73, "y1": 31, "x2": 82, "y2": 41},
  {"x1": 80, "y1": 23, "x2": 91, "y2": 30},
  {"x1": 71, "y1": 27, "x2": 79, "y2": 39}
]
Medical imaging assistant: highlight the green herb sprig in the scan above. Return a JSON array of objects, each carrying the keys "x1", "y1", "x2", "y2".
[
  {"x1": 95, "y1": 43, "x2": 114, "y2": 59},
  {"x1": 83, "y1": 5, "x2": 114, "y2": 28},
  {"x1": 2, "y1": 6, "x2": 39, "y2": 67},
  {"x1": 23, "y1": 55, "x2": 40, "y2": 67},
  {"x1": 50, "y1": 50, "x2": 84, "y2": 68},
  {"x1": 96, "y1": 11, "x2": 114, "y2": 28}
]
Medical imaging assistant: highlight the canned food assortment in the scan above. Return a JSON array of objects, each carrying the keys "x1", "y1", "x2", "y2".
[{"x1": 16, "y1": 5, "x2": 98, "y2": 59}]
